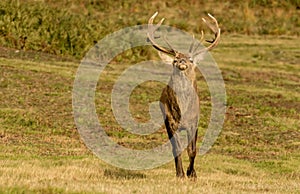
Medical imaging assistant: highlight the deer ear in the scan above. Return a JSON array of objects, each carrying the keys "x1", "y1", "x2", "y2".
[{"x1": 158, "y1": 51, "x2": 174, "y2": 65}]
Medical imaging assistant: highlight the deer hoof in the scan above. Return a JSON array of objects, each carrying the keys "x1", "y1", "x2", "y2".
[{"x1": 187, "y1": 169, "x2": 197, "y2": 178}]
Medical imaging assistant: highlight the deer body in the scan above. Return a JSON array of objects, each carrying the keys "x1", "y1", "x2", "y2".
[
  {"x1": 160, "y1": 55, "x2": 199, "y2": 177},
  {"x1": 147, "y1": 12, "x2": 220, "y2": 178}
]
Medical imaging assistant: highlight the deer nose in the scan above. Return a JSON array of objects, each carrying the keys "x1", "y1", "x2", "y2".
[{"x1": 178, "y1": 64, "x2": 187, "y2": 70}]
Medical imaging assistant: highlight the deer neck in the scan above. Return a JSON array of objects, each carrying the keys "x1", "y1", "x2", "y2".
[{"x1": 170, "y1": 68, "x2": 197, "y2": 91}]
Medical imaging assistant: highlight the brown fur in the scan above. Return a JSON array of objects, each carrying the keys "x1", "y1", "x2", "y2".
[{"x1": 160, "y1": 53, "x2": 199, "y2": 178}]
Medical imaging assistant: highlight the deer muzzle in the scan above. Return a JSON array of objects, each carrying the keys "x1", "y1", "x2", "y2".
[{"x1": 178, "y1": 64, "x2": 188, "y2": 70}]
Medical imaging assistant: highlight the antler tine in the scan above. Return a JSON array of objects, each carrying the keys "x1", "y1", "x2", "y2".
[
  {"x1": 189, "y1": 34, "x2": 195, "y2": 54},
  {"x1": 199, "y1": 30, "x2": 204, "y2": 42},
  {"x1": 189, "y1": 31, "x2": 204, "y2": 55},
  {"x1": 163, "y1": 35, "x2": 175, "y2": 51},
  {"x1": 148, "y1": 12, "x2": 164, "y2": 31},
  {"x1": 193, "y1": 13, "x2": 221, "y2": 56},
  {"x1": 147, "y1": 12, "x2": 176, "y2": 56}
]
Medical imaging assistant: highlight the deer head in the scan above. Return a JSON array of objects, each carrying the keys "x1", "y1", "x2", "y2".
[{"x1": 147, "y1": 12, "x2": 220, "y2": 74}]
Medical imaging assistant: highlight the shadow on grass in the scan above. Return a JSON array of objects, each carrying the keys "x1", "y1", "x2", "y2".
[{"x1": 104, "y1": 168, "x2": 146, "y2": 180}]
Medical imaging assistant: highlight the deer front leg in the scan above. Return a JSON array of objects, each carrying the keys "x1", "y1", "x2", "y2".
[
  {"x1": 170, "y1": 132, "x2": 185, "y2": 178},
  {"x1": 187, "y1": 128, "x2": 198, "y2": 178},
  {"x1": 165, "y1": 123, "x2": 185, "y2": 178}
]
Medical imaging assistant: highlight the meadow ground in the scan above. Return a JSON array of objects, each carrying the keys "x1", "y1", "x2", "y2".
[{"x1": 0, "y1": 35, "x2": 299, "y2": 193}]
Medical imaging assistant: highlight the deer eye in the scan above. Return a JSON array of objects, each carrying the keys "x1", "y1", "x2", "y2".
[{"x1": 189, "y1": 57, "x2": 193, "y2": 63}]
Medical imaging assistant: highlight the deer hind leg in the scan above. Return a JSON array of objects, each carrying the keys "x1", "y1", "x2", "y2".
[{"x1": 187, "y1": 128, "x2": 198, "y2": 178}]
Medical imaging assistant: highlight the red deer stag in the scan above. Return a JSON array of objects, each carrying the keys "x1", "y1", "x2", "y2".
[{"x1": 147, "y1": 12, "x2": 220, "y2": 178}]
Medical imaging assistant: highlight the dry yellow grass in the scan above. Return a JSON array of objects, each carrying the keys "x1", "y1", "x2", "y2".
[{"x1": 1, "y1": 155, "x2": 299, "y2": 193}]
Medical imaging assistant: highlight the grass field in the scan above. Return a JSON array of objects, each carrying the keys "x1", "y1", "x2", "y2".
[
  {"x1": 1, "y1": 0, "x2": 300, "y2": 193},
  {"x1": 1, "y1": 35, "x2": 299, "y2": 193}
]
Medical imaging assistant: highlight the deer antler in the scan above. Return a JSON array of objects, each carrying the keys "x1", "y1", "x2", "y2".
[
  {"x1": 192, "y1": 13, "x2": 221, "y2": 56},
  {"x1": 147, "y1": 12, "x2": 176, "y2": 56},
  {"x1": 148, "y1": 12, "x2": 220, "y2": 56}
]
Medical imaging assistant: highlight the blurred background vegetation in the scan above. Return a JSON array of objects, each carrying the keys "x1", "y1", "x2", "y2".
[{"x1": 0, "y1": 0, "x2": 299, "y2": 59}]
